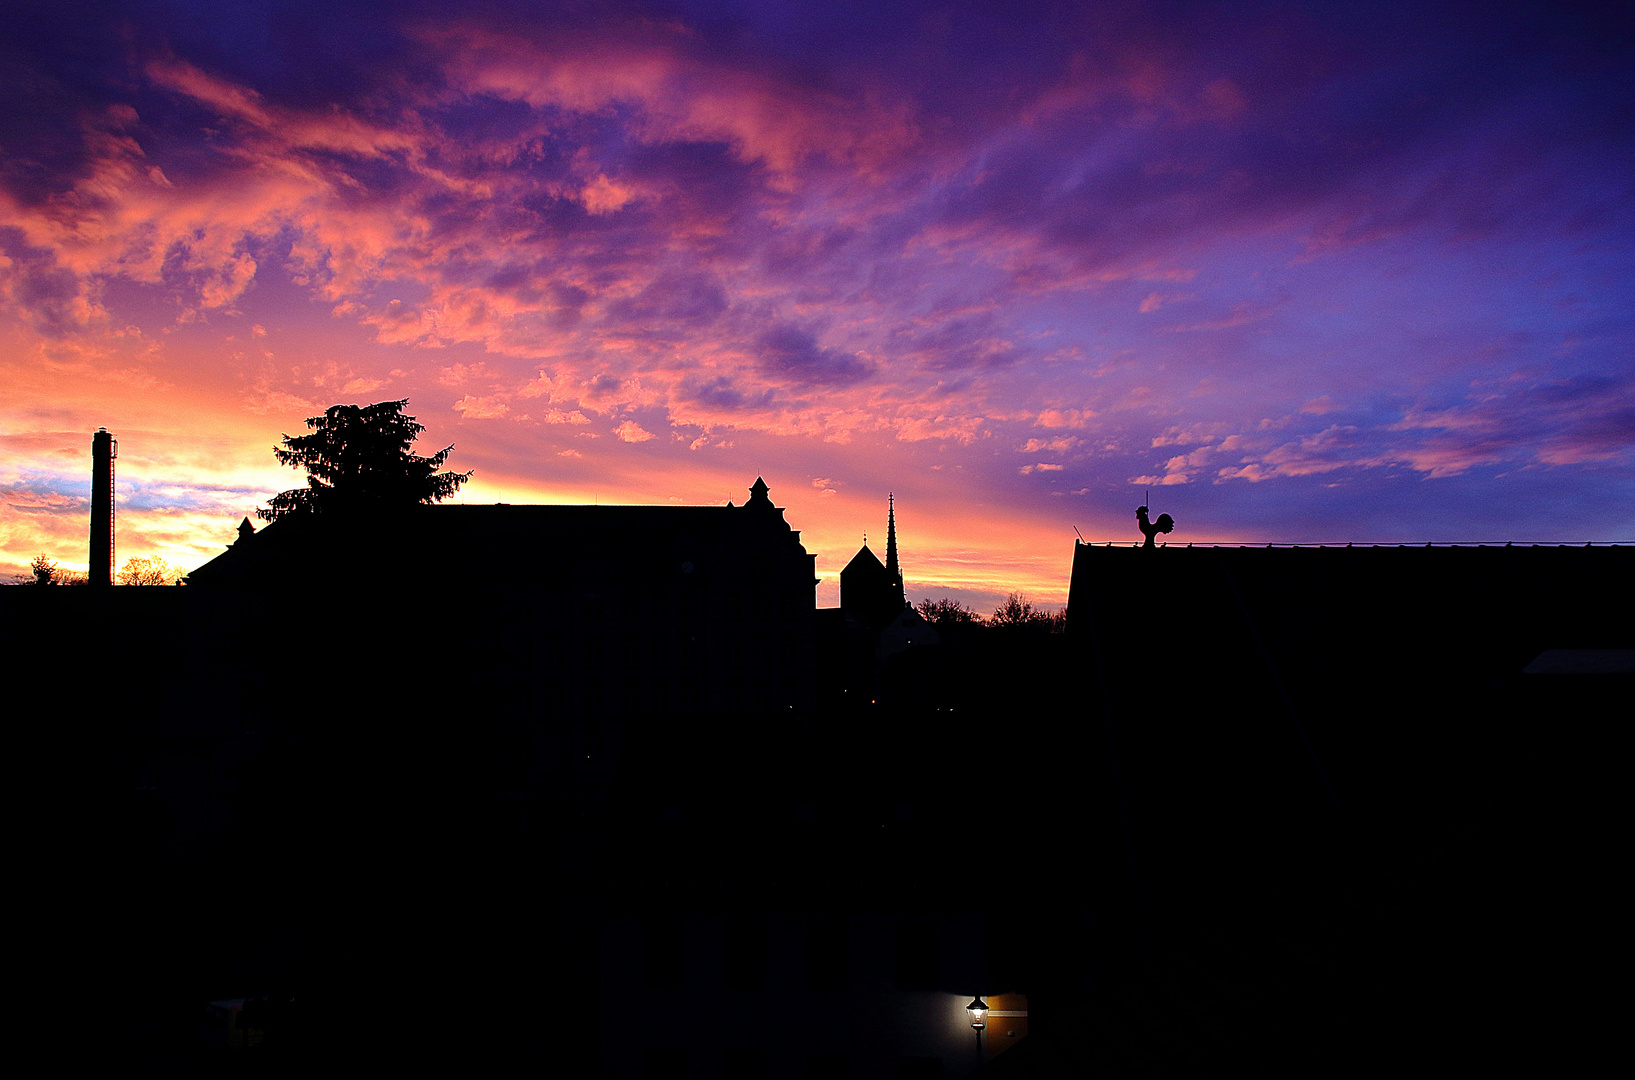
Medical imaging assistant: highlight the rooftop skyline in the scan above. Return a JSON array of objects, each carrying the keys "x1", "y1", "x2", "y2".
[{"x1": 4, "y1": 1, "x2": 1632, "y2": 606}]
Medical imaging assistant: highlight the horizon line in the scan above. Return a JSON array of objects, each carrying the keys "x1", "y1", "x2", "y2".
[{"x1": 1077, "y1": 540, "x2": 1632, "y2": 548}]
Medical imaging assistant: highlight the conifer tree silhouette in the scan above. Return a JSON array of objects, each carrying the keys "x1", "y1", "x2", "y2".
[{"x1": 258, "y1": 400, "x2": 471, "y2": 521}]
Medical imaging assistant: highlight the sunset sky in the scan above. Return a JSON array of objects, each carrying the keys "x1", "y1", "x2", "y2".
[{"x1": 4, "y1": 1, "x2": 1632, "y2": 607}]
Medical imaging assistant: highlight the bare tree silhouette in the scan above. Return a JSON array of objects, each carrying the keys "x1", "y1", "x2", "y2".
[
  {"x1": 915, "y1": 597, "x2": 982, "y2": 629},
  {"x1": 988, "y1": 592, "x2": 1065, "y2": 631},
  {"x1": 119, "y1": 555, "x2": 181, "y2": 586}
]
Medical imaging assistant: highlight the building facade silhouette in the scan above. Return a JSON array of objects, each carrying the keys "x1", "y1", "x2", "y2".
[{"x1": 21, "y1": 465, "x2": 1630, "y2": 1074}]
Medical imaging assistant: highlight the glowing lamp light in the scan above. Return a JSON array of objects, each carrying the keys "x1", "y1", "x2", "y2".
[{"x1": 966, "y1": 997, "x2": 988, "y2": 1030}]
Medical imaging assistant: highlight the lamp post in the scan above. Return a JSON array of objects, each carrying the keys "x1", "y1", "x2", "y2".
[{"x1": 966, "y1": 997, "x2": 988, "y2": 1069}]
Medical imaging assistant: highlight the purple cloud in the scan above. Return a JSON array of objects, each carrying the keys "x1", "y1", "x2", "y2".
[{"x1": 2, "y1": 0, "x2": 1632, "y2": 585}]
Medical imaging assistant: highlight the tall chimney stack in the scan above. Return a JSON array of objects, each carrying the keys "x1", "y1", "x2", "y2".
[{"x1": 91, "y1": 427, "x2": 117, "y2": 587}]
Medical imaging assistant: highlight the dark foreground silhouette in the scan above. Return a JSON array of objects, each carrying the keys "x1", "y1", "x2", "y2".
[{"x1": 6, "y1": 518, "x2": 1630, "y2": 1075}]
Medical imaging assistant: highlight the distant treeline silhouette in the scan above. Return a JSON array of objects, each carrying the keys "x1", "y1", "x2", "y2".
[{"x1": 917, "y1": 592, "x2": 1066, "y2": 632}]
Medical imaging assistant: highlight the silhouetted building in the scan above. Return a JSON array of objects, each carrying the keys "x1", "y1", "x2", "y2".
[
  {"x1": 820, "y1": 494, "x2": 938, "y2": 709},
  {"x1": 843, "y1": 490, "x2": 909, "y2": 624},
  {"x1": 20, "y1": 469, "x2": 1629, "y2": 1074},
  {"x1": 1050, "y1": 539, "x2": 1634, "y2": 1074},
  {"x1": 840, "y1": 542, "x2": 898, "y2": 626},
  {"x1": 839, "y1": 492, "x2": 907, "y2": 626},
  {"x1": 189, "y1": 475, "x2": 818, "y2": 720},
  {"x1": 14, "y1": 478, "x2": 837, "y2": 1070}
]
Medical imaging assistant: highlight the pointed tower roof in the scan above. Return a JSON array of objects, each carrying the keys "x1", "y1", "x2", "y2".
[
  {"x1": 843, "y1": 542, "x2": 887, "y2": 576},
  {"x1": 885, "y1": 492, "x2": 904, "y2": 606},
  {"x1": 885, "y1": 493, "x2": 900, "y2": 582}
]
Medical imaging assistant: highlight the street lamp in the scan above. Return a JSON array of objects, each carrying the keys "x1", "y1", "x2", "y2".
[{"x1": 966, "y1": 996, "x2": 989, "y2": 1069}]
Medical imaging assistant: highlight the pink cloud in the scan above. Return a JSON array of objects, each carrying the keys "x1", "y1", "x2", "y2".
[
  {"x1": 613, "y1": 419, "x2": 655, "y2": 443},
  {"x1": 422, "y1": 23, "x2": 921, "y2": 180},
  {"x1": 3, "y1": 2, "x2": 1631, "y2": 577},
  {"x1": 453, "y1": 395, "x2": 510, "y2": 419}
]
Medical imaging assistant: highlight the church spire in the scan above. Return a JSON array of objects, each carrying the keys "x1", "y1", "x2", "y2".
[{"x1": 886, "y1": 492, "x2": 904, "y2": 605}]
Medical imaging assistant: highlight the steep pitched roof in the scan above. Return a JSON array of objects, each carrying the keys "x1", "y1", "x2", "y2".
[{"x1": 842, "y1": 543, "x2": 888, "y2": 579}]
